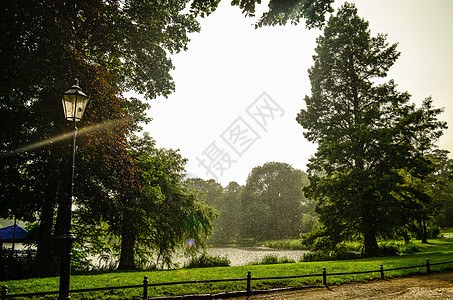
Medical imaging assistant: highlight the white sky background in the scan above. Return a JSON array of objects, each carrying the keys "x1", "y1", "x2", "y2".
[{"x1": 142, "y1": 0, "x2": 453, "y2": 186}]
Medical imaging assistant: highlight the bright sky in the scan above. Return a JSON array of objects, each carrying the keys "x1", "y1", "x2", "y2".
[{"x1": 143, "y1": 0, "x2": 453, "y2": 186}]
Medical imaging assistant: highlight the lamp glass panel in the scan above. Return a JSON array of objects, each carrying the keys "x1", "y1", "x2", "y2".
[{"x1": 62, "y1": 92, "x2": 89, "y2": 121}]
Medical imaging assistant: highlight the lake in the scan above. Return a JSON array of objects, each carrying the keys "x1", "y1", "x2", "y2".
[
  {"x1": 88, "y1": 246, "x2": 309, "y2": 269},
  {"x1": 173, "y1": 247, "x2": 309, "y2": 267}
]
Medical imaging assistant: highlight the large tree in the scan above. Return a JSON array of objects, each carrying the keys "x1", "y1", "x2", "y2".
[
  {"x1": 241, "y1": 162, "x2": 309, "y2": 240},
  {"x1": 186, "y1": 178, "x2": 244, "y2": 244},
  {"x1": 0, "y1": 0, "x2": 201, "y2": 271},
  {"x1": 297, "y1": 3, "x2": 446, "y2": 256},
  {"x1": 75, "y1": 134, "x2": 216, "y2": 270}
]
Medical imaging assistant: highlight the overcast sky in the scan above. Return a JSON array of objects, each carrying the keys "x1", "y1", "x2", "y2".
[{"x1": 142, "y1": 0, "x2": 453, "y2": 186}]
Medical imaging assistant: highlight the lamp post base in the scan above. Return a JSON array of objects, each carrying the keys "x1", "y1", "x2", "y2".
[{"x1": 58, "y1": 231, "x2": 75, "y2": 300}]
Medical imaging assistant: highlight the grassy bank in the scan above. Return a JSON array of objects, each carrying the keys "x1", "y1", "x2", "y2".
[{"x1": 2, "y1": 236, "x2": 453, "y2": 299}]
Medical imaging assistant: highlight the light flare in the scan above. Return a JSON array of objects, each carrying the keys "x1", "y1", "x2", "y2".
[
  {"x1": 1, "y1": 118, "x2": 126, "y2": 159},
  {"x1": 187, "y1": 239, "x2": 195, "y2": 249}
]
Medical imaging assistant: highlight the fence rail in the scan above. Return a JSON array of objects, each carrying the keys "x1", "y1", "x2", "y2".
[{"x1": 2, "y1": 259, "x2": 453, "y2": 299}]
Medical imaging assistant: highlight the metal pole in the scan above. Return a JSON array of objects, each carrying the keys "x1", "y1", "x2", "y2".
[
  {"x1": 143, "y1": 276, "x2": 148, "y2": 300},
  {"x1": 246, "y1": 270, "x2": 251, "y2": 296},
  {"x1": 58, "y1": 98, "x2": 78, "y2": 300}
]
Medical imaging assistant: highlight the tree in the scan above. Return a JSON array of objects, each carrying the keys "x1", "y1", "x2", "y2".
[
  {"x1": 185, "y1": 178, "x2": 244, "y2": 244},
  {"x1": 185, "y1": 178, "x2": 224, "y2": 207},
  {"x1": 241, "y1": 162, "x2": 309, "y2": 240},
  {"x1": 297, "y1": 3, "x2": 447, "y2": 256},
  {"x1": 191, "y1": 0, "x2": 334, "y2": 28},
  {"x1": 412, "y1": 150, "x2": 453, "y2": 238},
  {"x1": 212, "y1": 181, "x2": 244, "y2": 243},
  {"x1": 0, "y1": 0, "x2": 201, "y2": 271},
  {"x1": 75, "y1": 134, "x2": 216, "y2": 270}
]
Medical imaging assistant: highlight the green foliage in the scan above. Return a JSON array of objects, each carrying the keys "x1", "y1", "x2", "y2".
[
  {"x1": 0, "y1": 250, "x2": 37, "y2": 280},
  {"x1": 421, "y1": 226, "x2": 441, "y2": 239},
  {"x1": 186, "y1": 179, "x2": 243, "y2": 245},
  {"x1": 300, "y1": 213, "x2": 320, "y2": 233},
  {"x1": 377, "y1": 241, "x2": 400, "y2": 256},
  {"x1": 296, "y1": 3, "x2": 447, "y2": 257},
  {"x1": 300, "y1": 250, "x2": 361, "y2": 262},
  {"x1": 72, "y1": 248, "x2": 94, "y2": 273},
  {"x1": 264, "y1": 239, "x2": 309, "y2": 250},
  {"x1": 241, "y1": 162, "x2": 311, "y2": 241},
  {"x1": 190, "y1": 0, "x2": 334, "y2": 28},
  {"x1": 23, "y1": 222, "x2": 39, "y2": 247},
  {"x1": 0, "y1": 0, "x2": 205, "y2": 271},
  {"x1": 184, "y1": 253, "x2": 230, "y2": 268},
  {"x1": 399, "y1": 242, "x2": 420, "y2": 254},
  {"x1": 76, "y1": 133, "x2": 217, "y2": 270},
  {"x1": 253, "y1": 255, "x2": 295, "y2": 265}
]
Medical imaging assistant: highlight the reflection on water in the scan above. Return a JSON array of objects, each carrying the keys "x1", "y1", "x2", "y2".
[
  {"x1": 174, "y1": 247, "x2": 309, "y2": 267},
  {"x1": 89, "y1": 247, "x2": 309, "y2": 268}
]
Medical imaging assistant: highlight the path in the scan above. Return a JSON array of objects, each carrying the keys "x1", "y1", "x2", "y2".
[{"x1": 234, "y1": 270, "x2": 453, "y2": 299}]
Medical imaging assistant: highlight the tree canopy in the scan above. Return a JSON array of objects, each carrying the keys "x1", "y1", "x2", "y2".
[
  {"x1": 0, "y1": 0, "x2": 335, "y2": 273},
  {"x1": 241, "y1": 162, "x2": 310, "y2": 240},
  {"x1": 297, "y1": 3, "x2": 447, "y2": 256},
  {"x1": 191, "y1": 0, "x2": 334, "y2": 28}
]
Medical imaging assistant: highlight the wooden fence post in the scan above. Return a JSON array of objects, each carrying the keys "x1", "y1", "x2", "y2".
[
  {"x1": 380, "y1": 264, "x2": 384, "y2": 279},
  {"x1": 322, "y1": 267, "x2": 327, "y2": 286},
  {"x1": 143, "y1": 276, "x2": 148, "y2": 300},
  {"x1": 426, "y1": 259, "x2": 430, "y2": 273},
  {"x1": 1, "y1": 285, "x2": 7, "y2": 300},
  {"x1": 246, "y1": 270, "x2": 251, "y2": 296}
]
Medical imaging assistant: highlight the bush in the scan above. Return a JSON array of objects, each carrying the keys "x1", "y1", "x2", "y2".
[
  {"x1": 253, "y1": 255, "x2": 295, "y2": 265},
  {"x1": 264, "y1": 239, "x2": 309, "y2": 250},
  {"x1": 185, "y1": 253, "x2": 230, "y2": 268},
  {"x1": 71, "y1": 248, "x2": 94, "y2": 273},
  {"x1": 427, "y1": 226, "x2": 441, "y2": 238},
  {"x1": 400, "y1": 242, "x2": 420, "y2": 254},
  {"x1": 0, "y1": 249, "x2": 38, "y2": 280},
  {"x1": 300, "y1": 250, "x2": 361, "y2": 262},
  {"x1": 378, "y1": 241, "x2": 400, "y2": 256}
]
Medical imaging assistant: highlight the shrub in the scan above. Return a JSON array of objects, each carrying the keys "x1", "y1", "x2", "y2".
[
  {"x1": 253, "y1": 255, "x2": 295, "y2": 265},
  {"x1": 378, "y1": 241, "x2": 400, "y2": 256},
  {"x1": 264, "y1": 239, "x2": 309, "y2": 250},
  {"x1": 0, "y1": 249, "x2": 38, "y2": 280},
  {"x1": 400, "y1": 242, "x2": 420, "y2": 254},
  {"x1": 300, "y1": 250, "x2": 361, "y2": 262},
  {"x1": 185, "y1": 253, "x2": 230, "y2": 268},
  {"x1": 71, "y1": 248, "x2": 94, "y2": 273},
  {"x1": 427, "y1": 226, "x2": 441, "y2": 238}
]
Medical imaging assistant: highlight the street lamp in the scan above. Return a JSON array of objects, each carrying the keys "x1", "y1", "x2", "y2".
[{"x1": 59, "y1": 79, "x2": 89, "y2": 300}]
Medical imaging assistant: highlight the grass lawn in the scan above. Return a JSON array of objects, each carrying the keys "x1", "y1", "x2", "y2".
[{"x1": 1, "y1": 235, "x2": 453, "y2": 299}]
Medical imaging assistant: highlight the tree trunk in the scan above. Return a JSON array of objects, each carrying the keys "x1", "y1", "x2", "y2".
[
  {"x1": 118, "y1": 225, "x2": 136, "y2": 270},
  {"x1": 36, "y1": 173, "x2": 59, "y2": 276},
  {"x1": 363, "y1": 232, "x2": 379, "y2": 257},
  {"x1": 420, "y1": 219, "x2": 428, "y2": 244}
]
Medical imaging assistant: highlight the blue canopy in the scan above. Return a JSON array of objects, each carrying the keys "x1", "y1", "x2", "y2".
[{"x1": 0, "y1": 225, "x2": 28, "y2": 242}]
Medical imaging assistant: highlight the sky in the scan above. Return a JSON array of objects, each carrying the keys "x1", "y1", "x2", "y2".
[{"x1": 142, "y1": 0, "x2": 453, "y2": 187}]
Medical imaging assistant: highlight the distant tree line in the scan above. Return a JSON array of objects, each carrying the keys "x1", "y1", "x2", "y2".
[{"x1": 186, "y1": 162, "x2": 318, "y2": 244}]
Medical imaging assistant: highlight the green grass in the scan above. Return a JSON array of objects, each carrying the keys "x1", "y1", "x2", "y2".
[
  {"x1": 441, "y1": 227, "x2": 453, "y2": 236},
  {"x1": 2, "y1": 236, "x2": 453, "y2": 299}
]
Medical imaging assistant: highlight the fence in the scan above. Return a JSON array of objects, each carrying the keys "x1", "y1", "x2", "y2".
[{"x1": 2, "y1": 259, "x2": 453, "y2": 299}]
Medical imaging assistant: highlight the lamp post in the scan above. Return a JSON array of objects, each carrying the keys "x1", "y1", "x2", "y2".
[{"x1": 59, "y1": 79, "x2": 89, "y2": 300}]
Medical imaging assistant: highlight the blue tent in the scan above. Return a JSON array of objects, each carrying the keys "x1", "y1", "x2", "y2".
[{"x1": 0, "y1": 225, "x2": 28, "y2": 242}]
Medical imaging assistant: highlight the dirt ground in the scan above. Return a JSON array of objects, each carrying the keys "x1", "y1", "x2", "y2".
[{"x1": 234, "y1": 270, "x2": 453, "y2": 299}]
